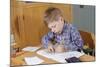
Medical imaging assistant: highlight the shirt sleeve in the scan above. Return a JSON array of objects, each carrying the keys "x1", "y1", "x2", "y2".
[
  {"x1": 41, "y1": 32, "x2": 54, "y2": 48},
  {"x1": 68, "y1": 24, "x2": 84, "y2": 51}
]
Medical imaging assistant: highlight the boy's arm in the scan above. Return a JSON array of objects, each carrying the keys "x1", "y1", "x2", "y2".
[
  {"x1": 68, "y1": 24, "x2": 83, "y2": 51},
  {"x1": 42, "y1": 32, "x2": 54, "y2": 48}
]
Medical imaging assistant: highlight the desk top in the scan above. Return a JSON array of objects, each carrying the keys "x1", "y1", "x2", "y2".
[{"x1": 11, "y1": 48, "x2": 59, "y2": 66}]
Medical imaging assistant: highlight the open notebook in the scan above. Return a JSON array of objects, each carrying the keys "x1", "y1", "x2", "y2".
[{"x1": 37, "y1": 49, "x2": 84, "y2": 63}]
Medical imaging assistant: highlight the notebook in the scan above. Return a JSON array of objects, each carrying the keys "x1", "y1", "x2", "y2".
[
  {"x1": 37, "y1": 49, "x2": 84, "y2": 63},
  {"x1": 22, "y1": 46, "x2": 41, "y2": 52}
]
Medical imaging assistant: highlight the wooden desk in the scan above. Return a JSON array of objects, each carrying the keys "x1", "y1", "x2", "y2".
[{"x1": 11, "y1": 48, "x2": 59, "y2": 66}]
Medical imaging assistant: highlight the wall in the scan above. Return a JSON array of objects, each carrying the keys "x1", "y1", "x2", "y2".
[
  {"x1": 72, "y1": 5, "x2": 95, "y2": 34},
  {"x1": 11, "y1": 1, "x2": 73, "y2": 48}
]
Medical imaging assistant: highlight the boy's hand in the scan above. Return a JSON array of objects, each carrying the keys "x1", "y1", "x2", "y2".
[
  {"x1": 55, "y1": 45, "x2": 66, "y2": 53},
  {"x1": 48, "y1": 43, "x2": 55, "y2": 53}
]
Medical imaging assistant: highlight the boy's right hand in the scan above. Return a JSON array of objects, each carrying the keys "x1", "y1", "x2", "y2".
[{"x1": 48, "y1": 44, "x2": 55, "y2": 53}]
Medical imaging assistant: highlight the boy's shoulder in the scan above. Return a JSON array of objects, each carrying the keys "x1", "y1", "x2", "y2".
[
  {"x1": 64, "y1": 22, "x2": 77, "y2": 31},
  {"x1": 65, "y1": 21, "x2": 76, "y2": 28},
  {"x1": 65, "y1": 22, "x2": 73, "y2": 27},
  {"x1": 64, "y1": 22, "x2": 73, "y2": 29}
]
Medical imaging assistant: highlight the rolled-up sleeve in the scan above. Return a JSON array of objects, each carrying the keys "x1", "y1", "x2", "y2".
[
  {"x1": 68, "y1": 24, "x2": 83, "y2": 51},
  {"x1": 42, "y1": 32, "x2": 53, "y2": 48}
]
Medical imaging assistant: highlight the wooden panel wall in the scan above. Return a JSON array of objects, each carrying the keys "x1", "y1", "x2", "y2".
[{"x1": 11, "y1": 1, "x2": 73, "y2": 48}]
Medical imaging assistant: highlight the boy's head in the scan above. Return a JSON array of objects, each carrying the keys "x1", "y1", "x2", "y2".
[{"x1": 44, "y1": 7, "x2": 64, "y2": 34}]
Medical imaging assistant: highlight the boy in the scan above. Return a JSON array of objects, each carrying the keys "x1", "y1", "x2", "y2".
[{"x1": 42, "y1": 7, "x2": 95, "y2": 62}]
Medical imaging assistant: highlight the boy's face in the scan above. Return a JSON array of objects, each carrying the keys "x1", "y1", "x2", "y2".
[{"x1": 48, "y1": 17, "x2": 64, "y2": 34}]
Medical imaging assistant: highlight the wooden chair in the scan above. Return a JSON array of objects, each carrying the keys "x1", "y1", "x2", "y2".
[{"x1": 79, "y1": 30, "x2": 95, "y2": 56}]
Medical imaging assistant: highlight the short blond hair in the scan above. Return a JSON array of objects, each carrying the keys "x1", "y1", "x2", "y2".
[{"x1": 44, "y1": 7, "x2": 63, "y2": 24}]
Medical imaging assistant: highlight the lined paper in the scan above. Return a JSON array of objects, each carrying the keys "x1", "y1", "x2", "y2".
[{"x1": 24, "y1": 56, "x2": 44, "y2": 65}]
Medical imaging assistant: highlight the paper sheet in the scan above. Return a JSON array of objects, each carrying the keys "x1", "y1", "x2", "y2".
[
  {"x1": 24, "y1": 56, "x2": 44, "y2": 65},
  {"x1": 22, "y1": 46, "x2": 41, "y2": 52},
  {"x1": 37, "y1": 49, "x2": 84, "y2": 63}
]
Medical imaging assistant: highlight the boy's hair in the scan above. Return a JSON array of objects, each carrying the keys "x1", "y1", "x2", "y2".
[{"x1": 44, "y1": 7, "x2": 63, "y2": 24}]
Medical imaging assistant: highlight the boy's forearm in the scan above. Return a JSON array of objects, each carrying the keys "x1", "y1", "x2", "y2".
[
  {"x1": 68, "y1": 40, "x2": 83, "y2": 51},
  {"x1": 42, "y1": 31, "x2": 54, "y2": 48}
]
